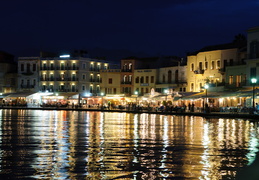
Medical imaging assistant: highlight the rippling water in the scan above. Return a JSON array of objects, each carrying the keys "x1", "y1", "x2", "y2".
[{"x1": 0, "y1": 109, "x2": 258, "y2": 179}]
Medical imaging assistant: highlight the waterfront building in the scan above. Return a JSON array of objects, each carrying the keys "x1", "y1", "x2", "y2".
[
  {"x1": 134, "y1": 69, "x2": 157, "y2": 96},
  {"x1": 186, "y1": 40, "x2": 246, "y2": 92},
  {"x1": 17, "y1": 57, "x2": 40, "y2": 93},
  {"x1": 100, "y1": 68, "x2": 121, "y2": 94},
  {"x1": 156, "y1": 63, "x2": 187, "y2": 93},
  {"x1": 39, "y1": 54, "x2": 110, "y2": 105}
]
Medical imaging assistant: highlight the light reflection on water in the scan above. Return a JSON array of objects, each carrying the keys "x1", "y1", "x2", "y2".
[{"x1": 0, "y1": 109, "x2": 258, "y2": 179}]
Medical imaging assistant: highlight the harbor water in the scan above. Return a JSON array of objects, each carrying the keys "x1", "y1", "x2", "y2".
[{"x1": 0, "y1": 109, "x2": 258, "y2": 179}]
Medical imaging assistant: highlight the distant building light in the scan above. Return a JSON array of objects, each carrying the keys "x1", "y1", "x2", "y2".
[{"x1": 60, "y1": 55, "x2": 70, "y2": 58}]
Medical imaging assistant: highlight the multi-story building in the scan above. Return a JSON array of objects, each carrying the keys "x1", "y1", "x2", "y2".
[
  {"x1": 39, "y1": 55, "x2": 109, "y2": 97},
  {"x1": 134, "y1": 69, "x2": 157, "y2": 96},
  {"x1": 156, "y1": 61, "x2": 187, "y2": 93},
  {"x1": 187, "y1": 40, "x2": 246, "y2": 92},
  {"x1": 245, "y1": 27, "x2": 259, "y2": 83},
  {"x1": 100, "y1": 69, "x2": 121, "y2": 94},
  {"x1": 17, "y1": 57, "x2": 40, "y2": 93}
]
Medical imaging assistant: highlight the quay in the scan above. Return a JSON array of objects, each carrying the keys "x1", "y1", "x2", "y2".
[{"x1": 0, "y1": 106, "x2": 258, "y2": 121}]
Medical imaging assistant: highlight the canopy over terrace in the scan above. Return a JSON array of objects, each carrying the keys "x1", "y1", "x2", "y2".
[
  {"x1": 179, "y1": 91, "x2": 249, "y2": 108},
  {"x1": 41, "y1": 92, "x2": 79, "y2": 106},
  {"x1": 3, "y1": 92, "x2": 35, "y2": 106}
]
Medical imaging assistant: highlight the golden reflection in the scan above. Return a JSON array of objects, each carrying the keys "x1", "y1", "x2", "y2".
[{"x1": 0, "y1": 110, "x2": 258, "y2": 179}]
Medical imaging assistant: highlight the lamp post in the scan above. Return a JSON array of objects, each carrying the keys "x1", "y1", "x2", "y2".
[
  {"x1": 101, "y1": 92, "x2": 104, "y2": 109},
  {"x1": 134, "y1": 91, "x2": 138, "y2": 105},
  {"x1": 204, "y1": 84, "x2": 209, "y2": 112},
  {"x1": 164, "y1": 89, "x2": 168, "y2": 104},
  {"x1": 251, "y1": 78, "x2": 257, "y2": 109}
]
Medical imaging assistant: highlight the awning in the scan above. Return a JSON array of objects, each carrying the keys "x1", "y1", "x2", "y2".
[
  {"x1": 5, "y1": 92, "x2": 34, "y2": 98},
  {"x1": 49, "y1": 92, "x2": 78, "y2": 98}
]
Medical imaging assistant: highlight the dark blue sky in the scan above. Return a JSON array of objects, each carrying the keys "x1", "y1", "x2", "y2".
[{"x1": 1, "y1": 0, "x2": 259, "y2": 60}]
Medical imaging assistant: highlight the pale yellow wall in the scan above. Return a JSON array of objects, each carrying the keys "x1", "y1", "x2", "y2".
[
  {"x1": 100, "y1": 69, "x2": 121, "y2": 94},
  {"x1": 133, "y1": 69, "x2": 157, "y2": 95},
  {"x1": 187, "y1": 49, "x2": 239, "y2": 92}
]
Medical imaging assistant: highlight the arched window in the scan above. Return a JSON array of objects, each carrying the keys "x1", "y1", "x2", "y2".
[
  {"x1": 140, "y1": 76, "x2": 144, "y2": 83},
  {"x1": 135, "y1": 77, "x2": 139, "y2": 83},
  {"x1": 168, "y1": 70, "x2": 172, "y2": 83},
  {"x1": 175, "y1": 70, "x2": 179, "y2": 83}
]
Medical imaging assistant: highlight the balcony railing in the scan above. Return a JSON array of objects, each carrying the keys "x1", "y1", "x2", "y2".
[
  {"x1": 194, "y1": 69, "x2": 204, "y2": 74},
  {"x1": 121, "y1": 81, "x2": 132, "y2": 84},
  {"x1": 20, "y1": 85, "x2": 35, "y2": 89}
]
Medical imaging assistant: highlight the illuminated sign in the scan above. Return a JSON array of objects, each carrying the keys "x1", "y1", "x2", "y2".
[{"x1": 59, "y1": 55, "x2": 70, "y2": 58}]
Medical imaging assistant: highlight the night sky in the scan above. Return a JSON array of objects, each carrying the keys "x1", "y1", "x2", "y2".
[{"x1": 1, "y1": 0, "x2": 259, "y2": 61}]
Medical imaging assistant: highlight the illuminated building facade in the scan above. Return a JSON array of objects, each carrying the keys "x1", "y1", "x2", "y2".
[
  {"x1": 100, "y1": 69, "x2": 121, "y2": 94},
  {"x1": 156, "y1": 65, "x2": 187, "y2": 93},
  {"x1": 187, "y1": 41, "x2": 246, "y2": 92},
  {"x1": 39, "y1": 55, "x2": 109, "y2": 96},
  {"x1": 134, "y1": 69, "x2": 157, "y2": 96}
]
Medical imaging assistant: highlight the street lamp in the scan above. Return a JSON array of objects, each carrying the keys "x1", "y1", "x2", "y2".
[
  {"x1": 251, "y1": 78, "x2": 257, "y2": 109},
  {"x1": 101, "y1": 92, "x2": 104, "y2": 109},
  {"x1": 164, "y1": 89, "x2": 168, "y2": 103},
  {"x1": 134, "y1": 91, "x2": 138, "y2": 105},
  {"x1": 204, "y1": 84, "x2": 209, "y2": 112}
]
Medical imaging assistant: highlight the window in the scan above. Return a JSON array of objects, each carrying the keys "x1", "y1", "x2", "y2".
[
  {"x1": 82, "y1": 74, "x2": 85, "y2": 80},
  {"x1": 108, "y1": 78, "x2": 112, "y2": 84},
  {"x1": 151, "y1": 76, "x2": 154, "y2": 83},
  {"x1": 168, "y1": 70, "x2": 172, "y2": 83},
  {"x1": 21, "y1": 64, "x2": 24, "y2": 71},
  {"x1": 43, "y1": 63, "x2": 47, "y2": 70},
  {"x1": 211, "y1": 61, "x2": 215, "y2": 69},
  {"x1": 191, "y1": 83, "x2": 194, "y2": 91},
  {"x1": 50, "y1": 63, "x2": 54, "y2": 70},
  {"x1": 236, "y1": 75, "x2": 241, "y2": 87},
  {"x1": 61, "y1": 63, "x2": 65, "y2": 70},
  {"x1": 33, "y1": 64, "x2": 36, "y2": 71},
  {"x1": 129, "y1": 75, "x2": 132, "y2": 82},
  {"x1": 205, "y1": 61, "x2": 208, "y2": 70},
  {"x1": 217, "y1": 60, "x2": 220, "y2": 69},
  {"x1": 191, "y1": 63, "x2": 194, "y2": 71},
  {"x1": 175, "y1": 70, "x2": 179, "y2": 83},
  {"x1": 61, "y1": 73, "x2": 65, "y2": 80},
  {"x1": 129, "y1": 63, "x2": 132, "y2": 70},
  {"x1": 135, "y1": 77, "x2": 139, "y2": 83},
  {"x1": 83, "y1": 63, "x2": 86, "y2": 69},
  {"x1": 162, "y1": 75, "x2": 165, "y2": 83},
  {"x1": 199, "y1": 62, "x2": 202, "y2": 70},
  {"x1": 146, "y1": 76, "x2": 149, "y2": 83},
  {"x1": 229, "y1": 75, "x2": 233, "y2": 85},
  {"x1": 140, "y1": 76, "x2": 144, "y2": 83}
]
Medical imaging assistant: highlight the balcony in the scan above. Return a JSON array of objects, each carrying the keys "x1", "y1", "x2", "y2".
[
  {"x1": 56, "y1": 78, "x2": 67, "y2": 81},
  {"x1": 21, "y1": 85, "x2": 35, "y2": 89},
  {"x1": 121, "y1": 81, "x2": 132, "y2": 84},
  {"x1": 67, "y1": 78, "x2": 79, "y2": 81},
  {"x1": 194, "y1": 69, "x2": 204, "y2": 74}
]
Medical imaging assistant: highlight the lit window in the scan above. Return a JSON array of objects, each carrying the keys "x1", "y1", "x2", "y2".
[{"x1": 229, "y1": 75, "x2": 233, "y2": 85}]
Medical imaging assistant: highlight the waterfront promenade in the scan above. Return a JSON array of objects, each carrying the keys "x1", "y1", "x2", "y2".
[{"x1": 1, "y1": 105, "x2": 258, "y2": 120}]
